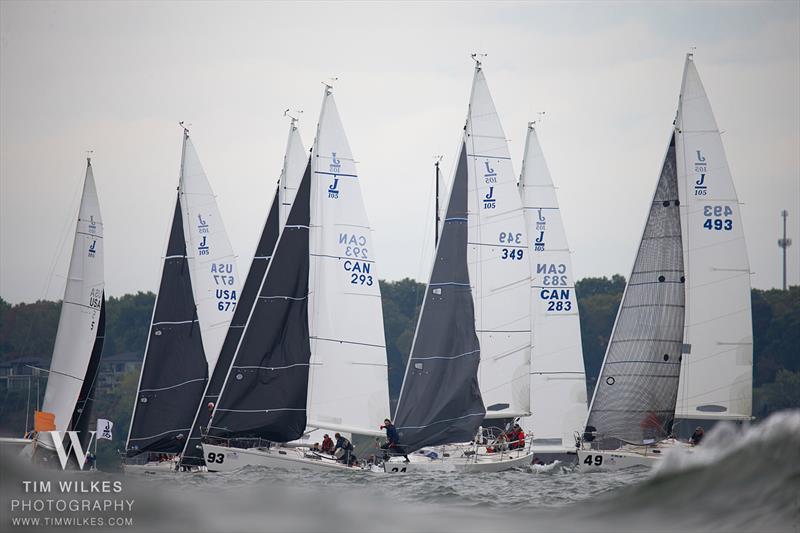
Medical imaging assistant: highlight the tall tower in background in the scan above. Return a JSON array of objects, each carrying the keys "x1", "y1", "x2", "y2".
[{"x1": 778, "y1": 210, "x2": 792, "y2": 290}]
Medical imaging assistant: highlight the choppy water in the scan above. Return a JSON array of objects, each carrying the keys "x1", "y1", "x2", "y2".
[{"x1": 2, "y1": 410, "x2": 799, "y2": 532}]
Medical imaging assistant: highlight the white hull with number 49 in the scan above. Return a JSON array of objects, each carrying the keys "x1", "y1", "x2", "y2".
[{"x1": 576, "y1": 439, "x2": 691, "y2": 471}]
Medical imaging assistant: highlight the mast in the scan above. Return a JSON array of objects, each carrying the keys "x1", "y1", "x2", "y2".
[{"x1": 434, "y1": 156, "x2": 442, "y2": 248}]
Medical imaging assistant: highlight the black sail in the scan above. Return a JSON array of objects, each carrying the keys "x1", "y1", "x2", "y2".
[
  {"x1": 585, "y1": 133, "x2": 685, "y2": 448},
  {"x1": 207, "y1": 160, "x2": 311, "y2": 442},
  {"x1": 126, "y1": 197, "x2": 208, "y2": 456},
  {"x1": 393, "y1": 142, "x2": 485, "y2": 452},
  {"x1": 69, "y1": 294, "x2": 106, "y2": 448},
  {"x1": 179, "y1": 191, "x2": 281, "y2": 466}
]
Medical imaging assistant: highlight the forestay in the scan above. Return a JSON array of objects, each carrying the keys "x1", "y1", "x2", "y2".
[
  {"x1": 465, "y1": 65, "x2": 532, "y2": 419},
  {"x1": 518, "y1": 124, "x2": 588, "y2": 449},
  {"x1": 37, "y1": 160, "x2": 104, "y2": 451},
  {"x1": 674, "y1": 54, "x2": 753, "y2": 420},
  {"x1": 306, "y1": 89, "x2": 389, "y2": 437},
  {"x1": 394, "y1": 143, "x2": 485, "y2": 451},
  {"x1": 585, "y1": 134, "x2": 685, "y2": 447}
]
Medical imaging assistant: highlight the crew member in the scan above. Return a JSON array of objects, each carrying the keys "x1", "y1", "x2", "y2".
[
  {"x1": 321, "y1": 433, "x2": 334, "y2": 454},
  {"x1": 333, "y1": 433, "x2": 356, "y2": 465},
  {"x1": 689, "y1": 426, "x2": 705, "y2": 446},
  {"x1": 380, "y1": 418, "x2": 410, "y2": 463}
]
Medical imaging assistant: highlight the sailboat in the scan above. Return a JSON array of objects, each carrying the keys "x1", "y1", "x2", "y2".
[
  {"x1": 201, "y1": 85, "x2": 390, "y2": 473},
  {"x1": 177, "y1": 114, "x2": 307, "y2": 469},
  {"x1": 518, "y1": 122, "x2": 588, "y2": 463},
  {"x1": 577, "y1": 53, "x2": 752, "y2": 471},
  {"x1": 0, "y1": 158, "x2": 105, "y2": 466},
  {"x1": 385, "y1": 59, "x2": 534, "y2": 474},
  {"x1": 124, "y1": 127, "x2": 241, "y2": 472}
]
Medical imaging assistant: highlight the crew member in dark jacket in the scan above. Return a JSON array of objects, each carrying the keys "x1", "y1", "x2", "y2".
[
  {"x1": 689, "y1": 426, "x2": 705, "y2": 446},
  {"x1": 381, "y1": 418, "x2": 409, "y2": 463},
  {"x1": 333, "y1": 432, "x2": 356, "y2": 465}
]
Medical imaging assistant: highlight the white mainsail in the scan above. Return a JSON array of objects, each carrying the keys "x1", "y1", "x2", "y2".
[
  {"x1": 306, "y1": 87, "x2": 389, "y2": 438},
  {"x1": 37, "y1": 159, "x2": 104, "y2": 449},
  {"x1": 465, "y1": 64, "x2": 532, "y2": 419},
  {"x1": 278, "y1": 117, "x2": 307, "y2": 231},
  {"x1": 518, "y1": 123, "x2": 588, "y2": 448},
  {"x1": 179, "y1": 132, "x2": 242, "y2": 373},
  {"x1": 675, "y1": 54, "x2": 753, "y2": 420}
]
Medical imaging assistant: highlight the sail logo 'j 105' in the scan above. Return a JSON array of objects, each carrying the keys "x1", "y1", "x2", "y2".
[
  {"x1": 197, "y1": 214, "x2": 209, "y2": 234},
  {"x1": 534, "y1": 231, "x2": 545, "y2": 251},
  {"x1": 484, "y1": 160, "x2": 496, "y2": 179},
  {"x1": 88, "y1": 239, "x2": 97, "y2": 257},
  {"x1": 483, "y1": 186, "x2": 496, "y2": 209},
  {"x1": 198, "y1": 235, "x2": 209, "y2": 256},
  {"x1": 328, "y1": 177, "x2": 340, "y2": 199},
  {"x1": 694, "y1": 149, "x2": 708, "y2": 196},
  {"x1": 88, "y1": 215, "x2": 97, "y2": 234}
]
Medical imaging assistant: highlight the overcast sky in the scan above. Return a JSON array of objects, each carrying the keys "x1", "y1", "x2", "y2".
[{"x1": 1, "y1": 1, "x2": 798, "y2": 304}]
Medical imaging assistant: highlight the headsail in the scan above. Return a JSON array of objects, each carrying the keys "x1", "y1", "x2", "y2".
[
  {"x1": 674, "y1": 54, "x2": 753, "y2": 420},
  {"x1": 465, "y1": 65, "x2": 532, "y2": 419},
  {"x1": 394, "y1": 143, "x2": 485, "y2": 451},
  {"x1": 207, "y1": 161, "x2": 312, "y2": 442},
  {"x1": 36, "y1": 159, "x2": 104, "y2": 450},
  {"x1": 305, "y1": 88, "x2": 390, "y2": 438},
  {"x1": 585, "y1": 134, "x2": 685, "y2": 448},
  {"x1": 127, "y1": 131, "x2": 240, "y2": 456},
  {"x1": 180, "y1": 121, "x2": 306, "y2": 465},
  {"x1": 518, "y1": 124, "x2": 588, "y2": 449}
]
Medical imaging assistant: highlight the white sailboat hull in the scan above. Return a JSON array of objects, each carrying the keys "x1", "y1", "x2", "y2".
[
  {"x1": 576, "y1": 440, "x2": 691, "y2": 472},
  {"x1": 383, "y1": 448, "x2": 534, "y2": 473},
  {"x1": 202, "y1": 443, "x2": 364, "y2": 473}
]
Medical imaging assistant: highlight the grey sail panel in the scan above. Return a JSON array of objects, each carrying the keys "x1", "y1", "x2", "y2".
[
  {"x1": 393, "y1": 142, "x2": 485, "y2": 452},
  {"x1": 585, "y1": 134, "x2": 685, "y2": 447},
  {"x1": 180, "y1": 192, "x2": 281, "y2": 466},
  {"x1": 207, "y1": 160, "x2": 311, "y2": 443},
  {"x1": 127, "y1": 197, "x2": 208, "y2": 456}
]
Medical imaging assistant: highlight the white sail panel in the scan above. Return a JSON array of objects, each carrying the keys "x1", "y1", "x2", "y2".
[
  {"x1": 306, "y1": 89, "x2": 389, "y2": 438},
  {"x1": 38, "y1": 161, "x2": 104, "y2": 449},
  {"x1": 518, "y1": 125, "x2": 588, "y2": 447},
  {"x1": 180, "y1": 134, "x2": 242, "y2": 373},
  {"x1": 675, "y1": 54, "x2": 753, "y2": 420},
  {"x1": 279, "y1": 120, "x2": 307, "y2": 230},
  {"x1": 465, "y1": 66, "x2": 532, "y2": 418}
]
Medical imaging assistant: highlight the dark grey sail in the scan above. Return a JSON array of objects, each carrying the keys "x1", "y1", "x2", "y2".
[
  {"x1": 69, "y1": 293, "x2": 106, "y2": 450},
  {"x1": 126, "y1": 196, "x2": 208, "y2": 456},
  {"x1": 393, "y1": 142, "x2": 485, "y2": 452},
  {"x1": 584, "y1": 133, "x2": 685, "y2": 448},
  {"x1": 206, "y1": 160, "x2": 311, "y2": 443},
  {"x1": 179, "y1": 191, "x2": 281, "y2": 467}
]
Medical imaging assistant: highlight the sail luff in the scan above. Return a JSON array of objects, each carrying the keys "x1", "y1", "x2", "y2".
[
  {"x1": 37, "y1": 159, "x2": 104, "y2": 450},
  {"x1": 69, "y1": 293, "x2": 106, "y2": 449}
]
